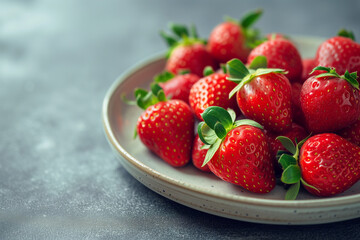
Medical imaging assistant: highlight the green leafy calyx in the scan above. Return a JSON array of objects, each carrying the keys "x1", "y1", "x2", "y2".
[
  {"x1": 276, "y1": 135, "x2": 318, "y2": 200},
  {"x1": 198, "y1": 106, "x2": 263, "y2": 167},
  {"x1": 224, "y1": 9, "x2": 263, "y2": 49},
  {"x1": 226, "y1": 58, "x2": 286, "y2": 98},
  {"x1": 154, "y1": 71, "x2": 175, "y2": 83},
  {"x1": 312, "y1": 66, "x2": 359, "y2": 90},
  {"x1": 132, "y1": 83, "x2": 167, "y2": 110},
  {"x1": 160, "y1": 23, "x2": 205, "y2": 58},
  {"x1": 337, "y1": 29, "x2": 355, "y2": 41},
  {"x1": 203, "y1": 66, "x2": 215, "y2": 77}
]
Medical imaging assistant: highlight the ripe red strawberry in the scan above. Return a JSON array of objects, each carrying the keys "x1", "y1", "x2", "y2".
[
  {"x1": 299, "y1": 133, "x2": 360, "y2": 197},
  {"x1": 247, "y1": 38, "x2": 303, "y2": 82},
  {"x1": 277, "y1": 133, "x2": 360, "y2": 199},
  {"x1": 134, "y1": 84, "x2": 195, "y2": 167},
  {"x1": 207, "y1": 9, "x2": 263, "y2": 64},
  {"x1": 314, "y1": 30, "x2": 360, "y2": 77},
  {"x1": 189, "y1": 71, "x2": 238, "y2": 120},
  {"x1": 198, "y1": 107, "x2": 275, "y2": 193},
  {"x1": 301, "y1": 58, "x2": 316, "y2": 83},
  {"x1": 300, "y1": 66, "x2": 360, "y2": 133},
  {"x1": 227, "y1": 58, "x2": 293, "y2": 132},
  {"x1": 337, "y1": 118, "x2": 360, "y2": 146},
  {"x1": 154, "y1": 71, "x2": 200, "y2": 104},
  {"x1": 291, "y1": 82, "x2": 306, "y2": 126},
  {"x1": 161, "y1": 23, "x2": 217, "y2": 76},
  {"x1": 191, "y1": 134, "x2": 210, "y2": 172}
]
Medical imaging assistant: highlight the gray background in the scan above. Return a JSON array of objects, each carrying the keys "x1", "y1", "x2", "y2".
[{"x1": 1, "y1": 0, "x2": 360, "y2": 239}]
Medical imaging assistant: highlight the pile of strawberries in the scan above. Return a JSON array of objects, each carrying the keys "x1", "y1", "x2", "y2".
[{"x1": 128, "y1": 10, "x2": 360, "y2": 199}]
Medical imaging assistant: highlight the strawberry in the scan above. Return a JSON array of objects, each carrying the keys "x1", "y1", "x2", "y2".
[
  {"x1": 154, "y1": 71, "x2": 200, "y2": 104},
  {"x1": 300, "y1": 66, "x2": 360, "y2": 133},
  {"x1": 277, "y1": 134, "x2": 360, "y2": 199},
  {"x1": 198, "y1": 106, "x2": 275, "y2": 193},
  {"x1": 207, "y1": 9, "x2": 263, "y2": 64},
  {"x1": 188, "y1": 69, "x2": 238, "y2": 120},
  {"x1": 247, "y1": 38, "x2": 303, "y2": 82},
  {"x1": 291, "y1": 82, "x2": 306, "y2": 126},
  {"x1": 314, "y1": 30, "x2": 360, "y2": 77},
  {"x1": 160, "y1": 23, "x2": 217, "y2": 76},
  {"x1": 134, "y1": 84, "x2": 195, "y2": 167},
  {"x1": 191, "y1": 134, "x2": 210, "y2": 172},
  {"x1": 226, "y1": 58, "x2": 293, "y2": 132},
  {"x1": 338, "y1": 118, "x2": 360, "y2": 146},
  {"x1": 301, "y1": 58, "x2": 316, "y2": 83}
]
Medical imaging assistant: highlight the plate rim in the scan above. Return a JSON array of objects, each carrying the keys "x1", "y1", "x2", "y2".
[{"x1": 102, "y1": 37, "x2": 360, "y2": 210}]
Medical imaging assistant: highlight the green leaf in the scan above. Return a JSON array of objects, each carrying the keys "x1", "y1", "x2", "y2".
[
  {"x1": 311, "y1": 66, "x2": 340, "y2": 78},
  {"x1": 121, "y1": 93, "x2": 137, "y2": 106},
  {"x1": 189, "y1": 24, "x2": 198, "y2": 39},
  {"x1": 200, "y1": 144, "x2": 210, "y2": 150},
  {"x1": 134, "y1": 88, "x2": 158, "y2": 110},
  {"x1": 315, "y1": 72, "x2": 340, "y2": 79},
  {"x1": 338, "y1": 28, "x2": 355, "y2": 41},
  {"x1": 214, "y1": 122, "x2": 227, "y2": 139},
  {"x1": 240, "y1": 9, "x2": 263, "y2": 29},
  {"x1": 311, "y1": 66, "x2": 331, "y2": 73},
  {"x1": 169, "y1": 22, "x2": 189, "y2": 38},
  {"x1": 159, "y1": 30, "x2": 178, "y2": 47},
  {"x1": 247, "y1": 38, "x2": 267, "y2": 48},
  {"x1": 198, "y1": 122, "x2": 218, "y2": 145},
  {"x1": 350, "y1": 72, "x2": 358, "y2": 79},
  {"x1": 278, "y1": 154, "x2": 297, "y2": 170},
  {"x1": 248, "y1": 55, "x2": 268, "y2": 70},
  {"x1": 150, "y1": 83, "x2": 166, "y2": 102},
  {"x1": 228, "y1": 74, "x2": 253, "y2": 98},
  {"x1": 343, "y1": 70, "x2": 359, "y2": 90},
  {"x1": 202, "y1": 138, "x2": 222, "y2": 167},
  {"x1": 154, "y1": 71, "x2": 175, "y2": 83},
  {"x1": 203, "y1": 66, "x2": 215, "y2": 76},
  {"x1": 254, "y1": 68, "x2": 287, "y2": 76},
  {"x1": 226, "y1": 58, "x2": 250, "y2": 80},
  {"x1": 281, "y1": 165, "x2": 301, "y2": 184},
  {"x1": 201, "y1": 106, "x2": 234, "y2": 133},
  {"x1": 300, "y1": 178, "x2": 320, "y2": 193},
  {"x1": 220, "y1": 64, "x2": 227, "y2": 74},
  {"x1": 285, "y1": 181, "x2": 300, "y2": 200},
  {"x1": 227, "y1": 108, "x2": 236, "y2": 123},
  {"x1": 234, "y1": 119, "x2": 263, "y2": 129},
  {"x1": 276, "y1": 150, "x2": 289, "y2": 161},
  {"x1": 276, "y1": 136, "x2": 296, "y2": 155}
]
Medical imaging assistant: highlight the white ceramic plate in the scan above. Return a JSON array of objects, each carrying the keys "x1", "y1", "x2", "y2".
[{"x1": 102, "y1": 36, "x2": 360, "y2": 225}]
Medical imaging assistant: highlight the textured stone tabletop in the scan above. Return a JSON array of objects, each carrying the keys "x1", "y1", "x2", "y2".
[{"x1": 1, "y1": 0, "x2": 360, "y2": 239}]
